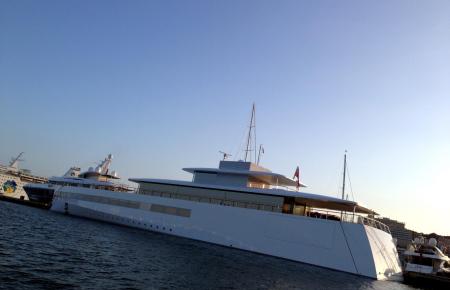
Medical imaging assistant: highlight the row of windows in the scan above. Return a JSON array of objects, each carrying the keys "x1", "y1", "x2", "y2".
[
  {"x1": 55, "y1": 191, "x2": 191, "y2": 218},
  {"x1": 138, "y1": 188, "x2": 283, "y2": 213},
  {"x1": 79, "y1": 205, "x2": 175, "y2": 233},
  {"x1": 0, "y1": 172, "x2": 46, "y2": 184},
  {"x1": 50, "y1": 181, "x2": 121, "y2": 192}
]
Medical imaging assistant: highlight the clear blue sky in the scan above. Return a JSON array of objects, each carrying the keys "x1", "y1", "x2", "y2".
[{"x1": 1, "y1": 0, "x2": 449, "y2": 235}]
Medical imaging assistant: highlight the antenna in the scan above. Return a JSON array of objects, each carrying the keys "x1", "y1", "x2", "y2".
[
  {"x1": 9, "y1": 152, "x2": 24, "y2": 169},
  {"x1": 341, "y1": 150, "x2": 347, "y2": 200},
  {"x1": 244, "y1": 103, "x2": 256, "y2": 162},
  {"x1": 219, "y1": 151, "x2": 232, "y2": 161},
  {"x1": 96, "y1": 154, "x2": 114, "y2": 174}
]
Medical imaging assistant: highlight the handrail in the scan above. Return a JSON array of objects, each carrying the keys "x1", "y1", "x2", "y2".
[
  {"x1": 138, "y1": 188, "x2": 391, "y2": 234},
  {"x1": 139, "y1": 188, "x2": 283, "y2": 212},
  {"x1": 307, "y1": 208, "x2": 391, "y2": 234}
]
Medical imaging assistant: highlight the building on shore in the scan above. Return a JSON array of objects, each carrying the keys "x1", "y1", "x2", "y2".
[
  {"x1": 375, "y1": 217, "x2": 450, "y2": 256},
  {"x1": 376, "y1": 217, "x2": 413, "y2": 249},
  {"x1": 425, "y1": 233, "x2": 450, "y2": 255}
]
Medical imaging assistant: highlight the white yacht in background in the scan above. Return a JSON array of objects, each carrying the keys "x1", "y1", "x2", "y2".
[
  {"x1": 0, "y1": 152, "x2": 47, "y2": 200},
  {"x1": 403, "y1": 237, "x2": 450, "y2": 286},
  {"x1": 49, "y1": 107, "x2": 402, "y2": 280},
  {"x1": 24, "y1": 154, "x2": 133, "y2": 207}
]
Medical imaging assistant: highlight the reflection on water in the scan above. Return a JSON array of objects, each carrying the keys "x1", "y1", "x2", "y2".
[{"x1": 0, "y1": 202, "x2": 419, "y2": 289}]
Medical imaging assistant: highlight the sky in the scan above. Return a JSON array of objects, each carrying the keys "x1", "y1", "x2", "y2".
[{"x1": 1, "y1": 0, "x2": 449, "y2": 235}]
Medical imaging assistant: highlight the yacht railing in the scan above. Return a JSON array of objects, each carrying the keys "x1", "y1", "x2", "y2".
[
  {"x1": 138, "y1": 188, "x2": 391, "y2": 234},
  {"x1": 139, "y1": 188, "x2": 283, "y2": 212},
  {"x1": 306, "y1": 208, "x2": 391, "y2": 234}
]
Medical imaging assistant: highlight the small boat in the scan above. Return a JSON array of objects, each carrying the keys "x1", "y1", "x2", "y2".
[{"x1": 403, "y1": 237, "x2": 450, "y2": 288}]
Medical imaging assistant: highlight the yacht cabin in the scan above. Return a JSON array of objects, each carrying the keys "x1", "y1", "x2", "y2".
[
  {"x1": 46, "y1": 155, "x2": 132, "y2": 192},
  {"x1": 24, "y1": 155, "x2": 133, "y2": 205},
  {"x1": 131, "y1": 160, "x2": 386, "y2": 232}
]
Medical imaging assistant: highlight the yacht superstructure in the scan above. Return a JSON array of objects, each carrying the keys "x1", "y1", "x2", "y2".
[
  {"x1": 0, "y1": 153, "x2": 47, "y2": 200},
  {"x1": 24, "y1": 154, "x2": 133, "y2": 206}
]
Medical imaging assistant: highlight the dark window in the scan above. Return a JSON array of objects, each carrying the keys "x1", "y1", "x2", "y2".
[{"x1": 411, "y1": 256, "x2": 433, "y2": 266}]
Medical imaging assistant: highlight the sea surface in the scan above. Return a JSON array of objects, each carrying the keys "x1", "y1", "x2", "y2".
[{"x1": 0, "y1": 202, "x2": 423, "y2": 290}]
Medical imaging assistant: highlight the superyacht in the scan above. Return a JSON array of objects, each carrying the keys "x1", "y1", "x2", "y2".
[
  {"x1": 24, "y1": 154, "x2": 133, "y2": 207},
  {"x1": 0, "y1": 153, "x2": 47, "y2": 200},
  {"x1": 49, "y1": 107, "x2": 402, "y2": 280}
]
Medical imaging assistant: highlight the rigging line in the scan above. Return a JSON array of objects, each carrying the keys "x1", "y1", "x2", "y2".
[
  {"x1": 346, "y1": 163, "x2": 356, "y2": 202},
  {"x1": 233, "y1": 121, "x2": 250, "y2": 161},
  {"x1": 336, "y1": 158, "x2": 344, "y2": 199},
  {"x1": 339, "y1": 221, "x2": 359, "y2": 274},
  {"x1": 253, "y1": 104, "x2": 257, "y2": 163}
]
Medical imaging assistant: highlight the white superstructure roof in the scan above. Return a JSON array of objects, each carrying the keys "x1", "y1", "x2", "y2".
[
  {"x1": 183, "y1": 167, "x2": 307, "y2": 188},
  {"x1": 129, "y1": 178, "x2": 376, "y2": 214}
]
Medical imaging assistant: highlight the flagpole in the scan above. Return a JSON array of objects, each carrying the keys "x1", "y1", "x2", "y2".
[{"x1": 293, "y1": 166, "x2": 300, "y2": 191}]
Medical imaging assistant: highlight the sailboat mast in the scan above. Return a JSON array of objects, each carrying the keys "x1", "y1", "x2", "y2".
[
  {"x1": 244, "y1": 104, "x2": 256, "y2": 162},
  {"x1": 341, "y1": 151, "x2": 347, "y2": 200}
]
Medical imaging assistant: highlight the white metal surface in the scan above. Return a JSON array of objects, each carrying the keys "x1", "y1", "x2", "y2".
[{"x1": 51, "y1": 186, "x2": 401, "y2": 280}]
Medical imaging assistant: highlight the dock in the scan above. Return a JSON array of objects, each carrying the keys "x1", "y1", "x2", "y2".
[{"x1": 0, "y1": 195, "x2": 51, "y2": 209}]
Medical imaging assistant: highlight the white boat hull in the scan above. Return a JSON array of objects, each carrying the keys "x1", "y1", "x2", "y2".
[{"x1": 51, "y1": 186, "x2": 401, "y2": 280}]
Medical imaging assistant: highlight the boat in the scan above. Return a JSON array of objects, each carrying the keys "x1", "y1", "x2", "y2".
[
  {"x1": 24, "y1": 154, "x2": 133, "y2": 207},
  {"x1": 403, "y1": 237, "x2": 450, "y2": 288},
  {"x1": 0, "y1": 152, "x2": 48, "y2": 200},
  {"x1": 48, "y1": 106, "x2": 402, "y2": 280}
]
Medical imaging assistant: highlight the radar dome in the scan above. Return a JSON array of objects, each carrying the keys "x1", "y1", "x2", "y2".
[{"x1": 429, "y1": 238, "x2": 437, "y2": 247}]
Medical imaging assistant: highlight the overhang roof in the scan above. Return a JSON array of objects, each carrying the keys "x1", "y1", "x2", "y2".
[
  {"x1": 183, "y1": 167, "x2": 307, "y2": 188},
  {"x1": 129, "y1": 178, "x2": 376, "y2": 214}
]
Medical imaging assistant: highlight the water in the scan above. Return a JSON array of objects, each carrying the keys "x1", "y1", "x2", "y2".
[{"x1": 0, "y1": 202, "x2": 420, "y2": 290}]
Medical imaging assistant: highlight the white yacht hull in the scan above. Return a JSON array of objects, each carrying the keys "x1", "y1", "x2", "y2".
[{"x1": 51, "y1": 186, "x2": 401, "y2": 280}]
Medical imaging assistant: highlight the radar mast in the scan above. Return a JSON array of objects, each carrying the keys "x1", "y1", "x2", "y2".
[{"x1": 244, "y1": 103, "x2": 257, "y2": 162}]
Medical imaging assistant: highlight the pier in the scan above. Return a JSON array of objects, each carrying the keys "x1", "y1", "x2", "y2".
[{"x1": 0, "y1": 195, "x2": 50, "y2": 209}]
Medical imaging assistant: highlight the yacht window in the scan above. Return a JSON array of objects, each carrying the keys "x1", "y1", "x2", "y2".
[
  {"x1": 293, "y1": 203, "x2": 306, "y2": 216},
  {"x1": 282, "y1": 197, "x2": 294, "y2": 214},
  {"x1": 410, "y1": 256, "x2": 433, "y2": 266}
]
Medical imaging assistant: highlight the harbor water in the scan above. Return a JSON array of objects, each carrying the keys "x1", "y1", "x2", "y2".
[{"x1": 0, "y1": 202, "x2": 419, "y2": 290}]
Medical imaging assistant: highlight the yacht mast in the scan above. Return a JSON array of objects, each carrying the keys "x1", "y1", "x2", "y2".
[
  {"x1": 244, "y1": 104, "x2": 256, "y2": 162},
  {"x1": 341, "y1": 150, "x2": 347, "y2": 200},
  {"x1": 257, "y1": 144, "x2": 264, "y2": 165}
]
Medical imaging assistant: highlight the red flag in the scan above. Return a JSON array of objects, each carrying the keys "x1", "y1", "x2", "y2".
[{"x1": 293, "y1": 166, "x2": 300, "y2": 189}]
